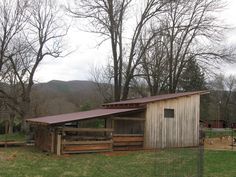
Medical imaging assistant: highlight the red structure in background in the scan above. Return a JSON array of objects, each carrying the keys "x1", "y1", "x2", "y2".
[
  {"x1": 231, "y1": 123, "x2": 236, "y2": 129},
  {"x1": 205, "y1": 120, "x2": 227, "y2": 128}
]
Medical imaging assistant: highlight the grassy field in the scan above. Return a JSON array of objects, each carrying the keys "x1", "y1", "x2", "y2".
[
  {"x1": 0, "y1": 133, "x2": 25, "y2": 142},
  {"x1": 0, "y1": 147, "x2": 236, "y2": 177},
  {"x1": 204, "y1": 150, "x2": 236, "y2": 177}
]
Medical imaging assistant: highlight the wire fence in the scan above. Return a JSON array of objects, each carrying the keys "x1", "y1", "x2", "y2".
[
  {"x1": 152, "y1": 128, "x2": 236, "y2": 177},
  {"x1": 153, "y1": 147, "x2": 204, "y2": 177},
  {"x1": 151, "y1": 130, "x2": 205, "y2": 177}
]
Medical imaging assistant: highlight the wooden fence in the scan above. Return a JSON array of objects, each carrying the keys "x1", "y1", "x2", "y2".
[
  {"x1": 57, "y1": 127, "x2": 113, "y2": 155},
  {"x1": 55, "y1": 127, "x2": 144, "y2": 155}
]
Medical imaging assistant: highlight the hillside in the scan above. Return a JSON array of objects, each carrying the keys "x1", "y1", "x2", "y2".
[
  {"x1": 35, "y1": 80, "x2": 97, "y2": 93},
  {"x1": 30, "y1": 80, "x2": 105, "y2": 117}
]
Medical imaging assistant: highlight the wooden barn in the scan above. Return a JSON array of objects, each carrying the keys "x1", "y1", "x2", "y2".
[{"x1": 27, "y1": 91, "x2": 208, "y2": 155}]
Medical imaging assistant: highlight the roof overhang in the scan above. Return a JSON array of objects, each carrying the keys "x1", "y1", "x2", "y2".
[{"x1": 27, "y1": 108, "x2": 144, "y2": 126}]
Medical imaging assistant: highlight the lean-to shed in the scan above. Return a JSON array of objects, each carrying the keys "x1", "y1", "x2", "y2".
[{"x1": 27, "y1": 91, "x2": 208, "y2": 155}]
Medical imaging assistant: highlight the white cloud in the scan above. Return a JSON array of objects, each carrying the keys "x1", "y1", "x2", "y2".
[{"x1": 35, "y1": 27, "x2": 110, "y2": 82}]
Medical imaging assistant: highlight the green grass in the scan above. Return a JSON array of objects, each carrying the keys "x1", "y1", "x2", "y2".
[
  {"x1": 204, "y1": 150, "x2": 236, "y2": 177},
  {"x1": 0, "y1": 133, "x2": 25, "y2": 142},
  {"x1": 0, "y1": 147, "x2": 236, "y2": 177},
  {"x1": 204, "y1": 129, "x2": 233, "y2": 138}
]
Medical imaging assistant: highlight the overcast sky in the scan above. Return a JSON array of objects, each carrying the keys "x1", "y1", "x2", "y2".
[{"x1": 34, "y1": 0, "x2": 236, "y2": 83}]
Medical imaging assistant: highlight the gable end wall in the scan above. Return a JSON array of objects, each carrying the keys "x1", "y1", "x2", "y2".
[{"x1": 144, "y1": 95, "x2": 200, "y2": 148}]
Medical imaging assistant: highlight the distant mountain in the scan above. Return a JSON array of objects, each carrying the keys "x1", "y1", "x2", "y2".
[
  {"x1": 30, "y1": 80, "x2": 105, "y2": 117},
  {"x1": 35, "y1": 80, "x2": 98, "y2": 94}
]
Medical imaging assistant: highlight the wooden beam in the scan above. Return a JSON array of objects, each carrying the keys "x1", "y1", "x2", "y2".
[
  {"x1": 62, "y1": 127, "x2": 114, "y2": 132},
  {"x1": 63, "y1": 136, "x2": 110, "y2": 141},
  {"x1": 63, "y1": 149, "x2": 112, "y2": 154},
  {"x1": 27, "y1": 121, "x2": 49, "y2": 126},
  {"x1": 113, "y1": 146, "x2": 143, "y2": 151},
  {"x1": 113, "y1": 134, "x2": 144, "y2": 137},
  {"x1": 113, "y1": 142, "x2": 143, "y2": 146},
  {"x1": 62, "y1": 140, "x2": 113, "y2": 145},
  {"x1": 0, "y1": 141, "x2": 25, "y2": 146},
  {"x1": 113, "y1": 136, "x2": 144, "y2": 142},
  {"x1": 63, "y1": 143, "x2": 112, "y2": 151},
  {"x1": 112, "y1": 117, "x2": 145, "y2": 121}
]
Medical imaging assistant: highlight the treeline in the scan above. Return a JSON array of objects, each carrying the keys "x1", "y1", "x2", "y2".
[
  {"x1": 0, "y1": 80, "x2": 104, "y2": 133},
  {"x1": 1, "y1": 74, "x2": 236, "y2": 133},
  {"x1": 203, "y1": 74, "x2": 236, "y2": 126}
]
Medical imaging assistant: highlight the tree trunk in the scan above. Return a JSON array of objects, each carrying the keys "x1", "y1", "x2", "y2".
[
  {"x1": 8, "y1": 114, "x2": 14, "y2": 134},
  {"x1": 20, "y1": 96, "x2": 31, "y2": 133},
  {"x1": 122, "y1": 85, "x2": 129, "y2": 100},
  {"x1": 122, "y1": 76, "x2": 132, "y2": 100},
  {"x1": 5, "y1": 120, "x2": 9, "y2": 135}
]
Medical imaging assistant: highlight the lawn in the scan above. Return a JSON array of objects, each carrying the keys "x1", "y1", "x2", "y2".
[
  {"x1": 0, "y1": 133, "x2": 25, "y2": 142},
  {"x1": 0, "y1": 147, "x2": 236, "y2": 177}
]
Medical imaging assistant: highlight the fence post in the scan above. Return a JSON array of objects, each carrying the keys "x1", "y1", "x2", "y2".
[
  {"x1": 232, "y1": 126, "x2": 234, "y2": 151},
  {"x1": 198, "y1": 129, "x2": 205, "y2": 177}
]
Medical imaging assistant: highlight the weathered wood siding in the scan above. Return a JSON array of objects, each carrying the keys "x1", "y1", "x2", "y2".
[
  {"x1": 35, "y1": 126, "x2": 53, "y2": 152},
  {"x1": 144, "y1": 95, "x2": 200, "y2": 148}
]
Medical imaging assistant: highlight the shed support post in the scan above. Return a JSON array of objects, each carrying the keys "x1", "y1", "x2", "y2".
[
  {"x1": 56, "y1": 134, "x2": 61, "y2": 156},
  {"x1": 51, "y1": 130, "x2": 55, "y2": 153}
]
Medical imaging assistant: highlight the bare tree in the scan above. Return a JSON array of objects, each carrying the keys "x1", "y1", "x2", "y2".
[
  {"x1": 68, "y1": 0, "x2": 167, "y2": 101},
  {"x1": 0, "y1": 0, "x2": 29, "y2": 131},
  {"x1": 139, "y1": 29, "x2": 169, "y2": 95},
  {"x1": 90, "y1": 64, "x2": 114, "y2": 103},
  {"x1": 161, "y1": 0, "x2": 233, "y2": 93},
  {"x1": 0, "y1": 0, "x2": 68, "y2": 131},
  {"x1": 68, "y1": 0, "x2": 131, "y2": 101},
  {"x1": 224, "y1": 75, "x2": 236, "y2": 124},
  {"x1": 0, "y1": 0, "x2": 28, "y2": 72},
  {"x1": 139, "y1": 0, "x2": 234, "y2": 95}
]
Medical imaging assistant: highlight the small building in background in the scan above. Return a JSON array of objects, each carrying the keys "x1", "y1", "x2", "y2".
[
  {"x1": 27, "y1": 91, "x2": 208, "y2": 155},
  {"x1": 231, "y1": 122, "x2": 236, "y2": 129},
  {"x1": 205, "y1": 119, "x2": 227, "y2": 128}
]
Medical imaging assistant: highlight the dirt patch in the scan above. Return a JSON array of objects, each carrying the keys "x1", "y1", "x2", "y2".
[
  {"x1": 5, "y1": 151, "x2": 18, "y2": 161},
  {"x1": 62, "y1": 154, "x2": 72, "y2": 157},
  {"x1": 204, "y1": 136, "x2": 236, "y2": 150},
  {"x1": 0, "y1": 151, "x2": 4, "y2": 160}
]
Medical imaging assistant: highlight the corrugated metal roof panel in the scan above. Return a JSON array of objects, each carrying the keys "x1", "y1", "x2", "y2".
[
  {"x1": 103, "y1": 91, "x2": 208, "y2": 107},
  {"x1": 27, "y1": 108, "x2": 142, "y2": 125}
]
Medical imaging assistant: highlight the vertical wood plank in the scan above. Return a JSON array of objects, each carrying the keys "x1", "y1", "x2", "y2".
[
  {"x1": 56, "y1": 134, "x2": 61, "y2": 156},
  {"x1": 51, "y1": 131, "x2": 55, "y2": 153}
]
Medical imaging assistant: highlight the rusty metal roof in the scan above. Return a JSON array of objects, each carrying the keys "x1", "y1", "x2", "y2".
[
  {"x1": 27, "y1": 108, "x2": 142, "y2": 125},
  {"x1": 103, "y1": 91, "x2": 208, "y2": 108}
]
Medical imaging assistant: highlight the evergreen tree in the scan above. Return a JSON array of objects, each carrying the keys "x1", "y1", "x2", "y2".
[
  {"x1": 179, "y1": 59, "x2": 206, "y2": 91},
  {"x1": 179, "y1": 59, "x2": 208, "y2": 120}
]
